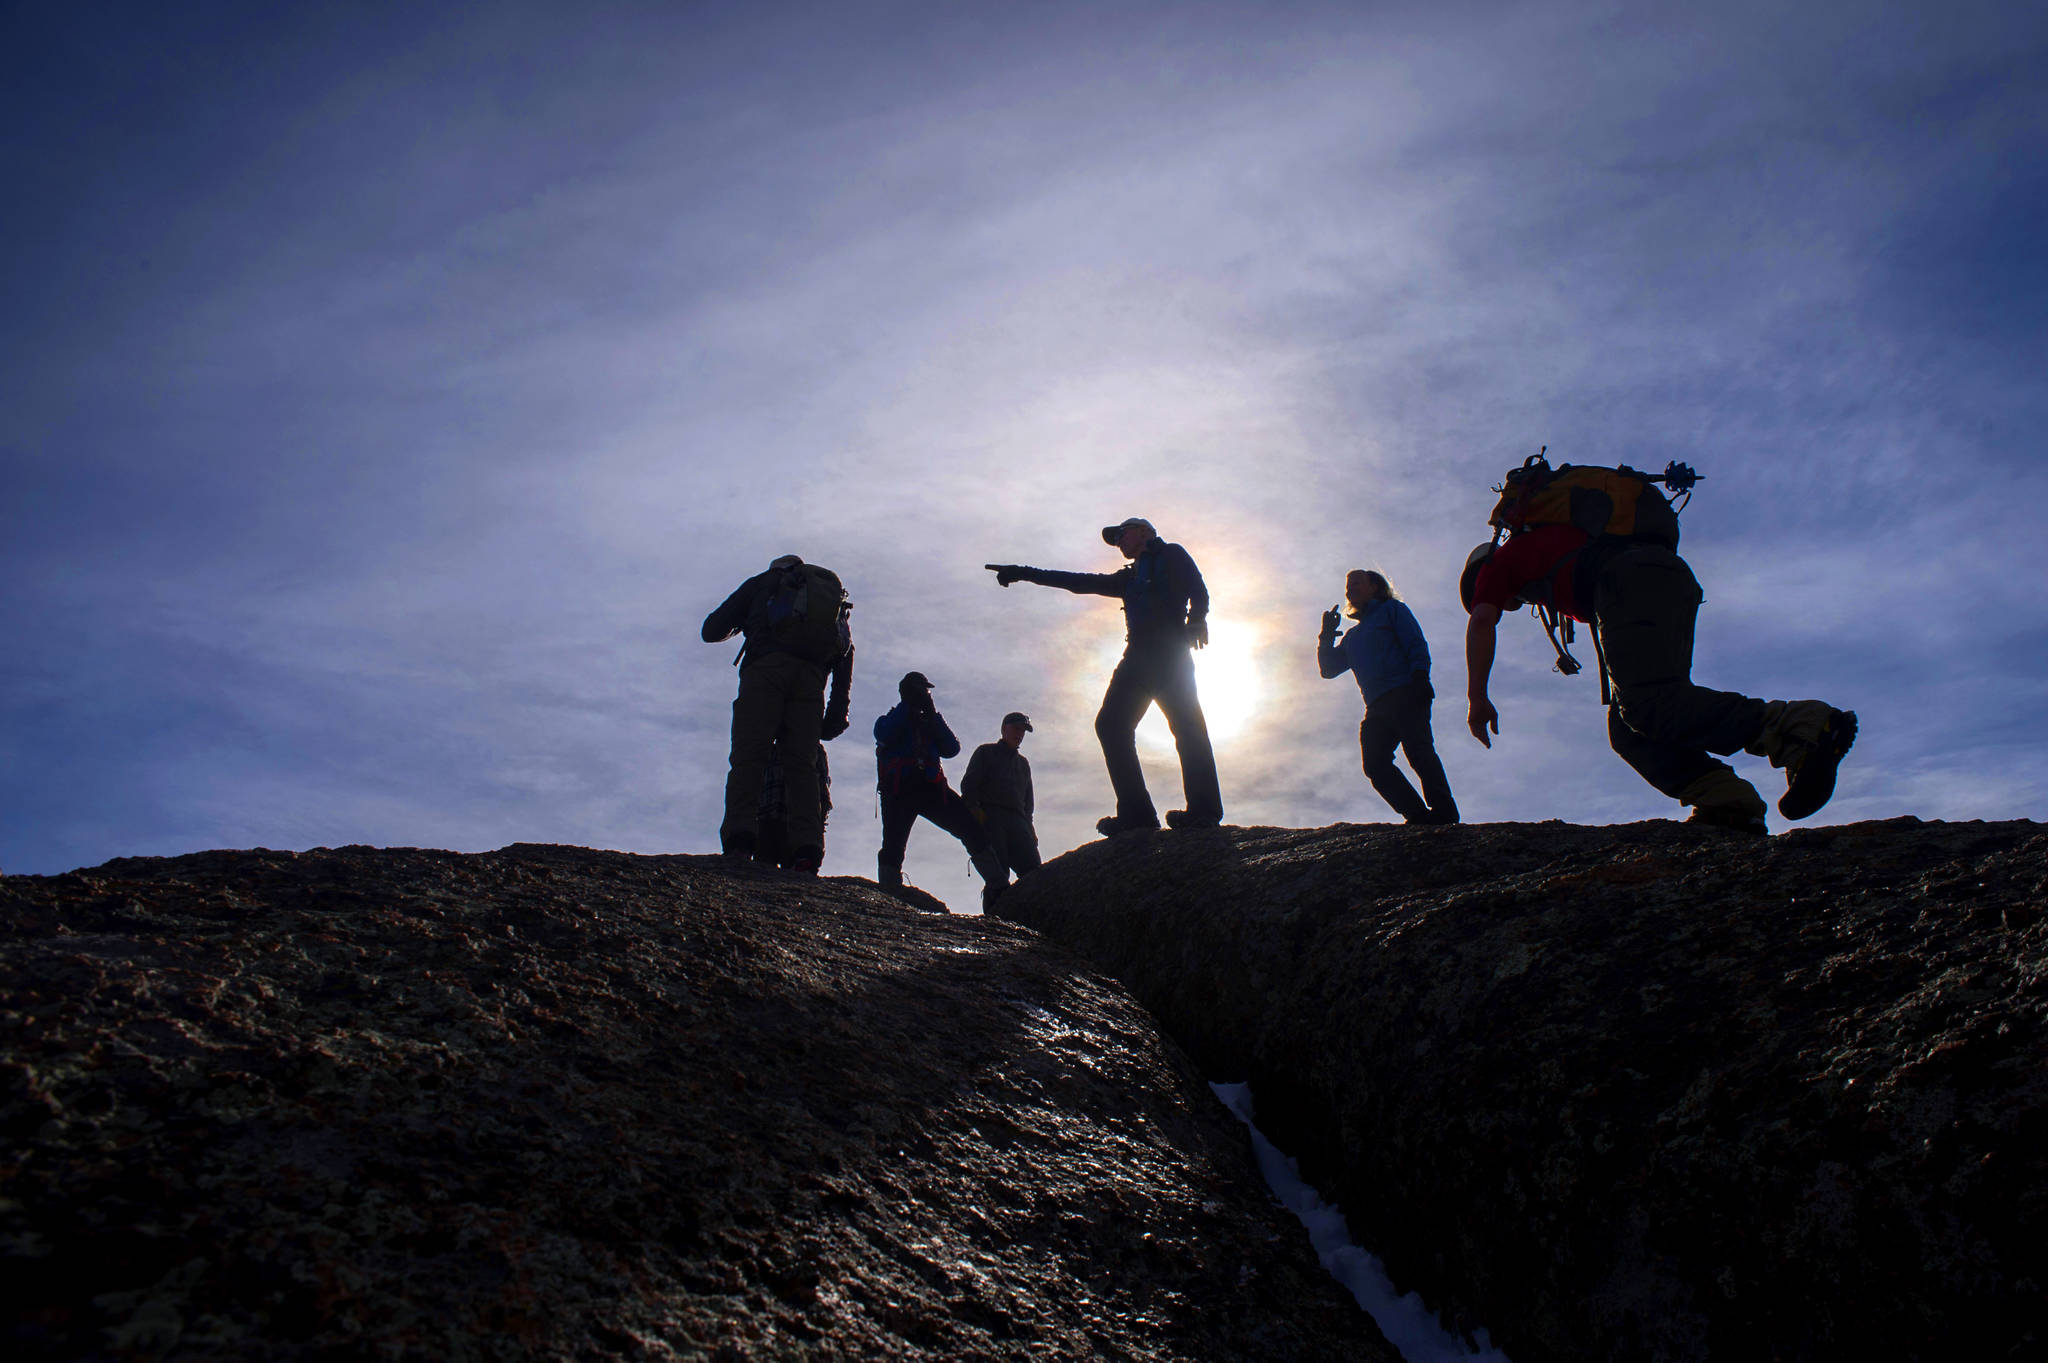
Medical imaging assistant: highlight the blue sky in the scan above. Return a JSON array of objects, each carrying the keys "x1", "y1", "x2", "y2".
[{"x1": 4, "y1": 0, "x2": 2044, "y2": 895}]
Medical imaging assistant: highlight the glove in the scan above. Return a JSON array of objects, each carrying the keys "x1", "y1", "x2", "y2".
[
  {"x1": 821, "y1": 708, "x2": 849, "y2": 741},
  {"x1": 1188, "y1": 618, "x2": 1209, "y2": 650},
  {"x1": 987, "y1": 563, "x2": 1026, "y2": 587},
  {"x1": 1320, "y1": 606, "x2": 1341, "y2": 640}
]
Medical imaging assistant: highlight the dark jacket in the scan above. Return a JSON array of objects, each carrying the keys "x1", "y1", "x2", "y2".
[
  {"x1": 702, "y1": 567, "x2": 780, "y2": 644},
  {"x1": 1013, "y1": 538, "x2": 1209, "y2": 647},
  {"x1": 961, "y1": 741, "x2": 1034, "y2": 818},
  {"x1": 874, "y1": 702, "x2": 961, "y2": 794},
  {"x1": 1319, "y1": 598, "x2": 1431, "y2": 704}
]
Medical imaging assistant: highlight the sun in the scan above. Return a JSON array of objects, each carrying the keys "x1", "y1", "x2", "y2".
[{"x1": 1123, "y1": 616, "x2": 1263, "y2": 752}]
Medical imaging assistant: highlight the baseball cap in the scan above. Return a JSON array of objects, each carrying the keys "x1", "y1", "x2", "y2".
[{"x1": 1100, "y1": 517, "x2": 1156, "y2": 545}]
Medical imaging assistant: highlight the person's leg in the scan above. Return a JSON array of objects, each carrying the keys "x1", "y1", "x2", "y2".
[
  {"x1": 1595, "y1": 549, "x2": 1770, "y2": 824},
  {"x1": 1095, "y1": 653, "x2": 1161, "y2": 827},
  {"x1": 1597, "y1": 550, "x2": 1768, "y2": 758},
  {"x1": 999, "y1": 811, "x2": 1042, "y2": 875},
  {"x1": 923, "y1": 786, "x2": 1009, "y2": 888},
  {"x1": 1154, "y1": 647, "x2": 1223, "y2": 822},
  {"x1": 719, "y1": 662, "x2": 787, "y2": 854},
  {"x1": 773, "y1": 658, "x2": 829, "y2": 860},
  {"x1": 1360, "y1": 703, "x2": 1430, "y2": 823},
  {"x1": 1391, "y1": 683, "x2": 1459, "y2": 823},
  {"x1": 876, "y1": 791, "x2": 916, "y2": 886}
]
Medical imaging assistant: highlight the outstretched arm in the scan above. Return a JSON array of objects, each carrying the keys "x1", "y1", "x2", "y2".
[
  {"x1": 986, "y1": 563, "x2": 1126, "y2": 597},
  {"x1": 1465, "y1": 605, "x2": 1502, "y2": 746}
]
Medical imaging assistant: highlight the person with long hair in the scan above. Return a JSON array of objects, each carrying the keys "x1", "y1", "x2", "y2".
[{"x1": 1318, "y1": 569, "x2": 1459, "y2": 824}]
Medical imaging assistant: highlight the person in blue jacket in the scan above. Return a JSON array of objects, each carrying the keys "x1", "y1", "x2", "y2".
[
  {"x1": 873, "y1": 672, "x2": 1006, "y2": 903},
  {"x1": 1318, "y1": 569, "x2": 1459, "y2": 825},
  {"x1": 988, "y1": 517, "x2": 1223, "y2": 835}
]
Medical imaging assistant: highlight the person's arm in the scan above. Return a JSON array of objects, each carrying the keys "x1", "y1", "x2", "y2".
[
  {"x1": 1317, "y1": 610, "x2": 1347, "y2": 679},
  {"x1": 1174, "y1": 545, "x2": 1211, "y2": 649},
  {"x1": 822, "y1": 645, "x2": 853, "y2": 740},
  {"x1": 928, "y1": 710, "x2": 962, "y2": 760},
  {"x1": 960, "y1": 745, "x2": 988, "y2": 817},
  {"x1": 874, "y1": 707, "x2": 899, "y2": 745},
  {"x1": 1392, "y1": 602, "x2": 1431, "y2": 683},
  {"x1": 701, "y1": 570, "x2": 771, "y2": 642},
  {"x1": 1465, "y1": 604, "x2": 1502, "y2": 746},
  {"x1": 989, "y1": 563, "x2": 1127, "y2": 596}
]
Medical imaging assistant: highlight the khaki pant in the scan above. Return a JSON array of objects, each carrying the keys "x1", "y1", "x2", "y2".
[
  {"x1": 720, "y1": 651, "x2": 827, "y2": 855},
  {"x1": 1593, "y1": 546, "x2": 1768, "y2": 800}
]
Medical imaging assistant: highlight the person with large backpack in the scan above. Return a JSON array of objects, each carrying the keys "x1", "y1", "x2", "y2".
[
  {"x1": 1319, "y1": 569, "x2": 1459, "y2": 825},
  {"x1": 1459, "y1": 453, "x2": 1856, "y2": 833},
  {"x1": 701, "y1": 554, "x2": 853, "y2": 871},
  {"x1": 986, "y1": 517, "x2": 1224, "y2": 835},
  {"x1": 872, "y1": 672, "x2": 1007, "y2": 905}
]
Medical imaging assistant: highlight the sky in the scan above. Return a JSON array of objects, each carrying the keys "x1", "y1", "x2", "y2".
[{"x1": 4, "y1": 0, "x2": 2045, "y2": 896}]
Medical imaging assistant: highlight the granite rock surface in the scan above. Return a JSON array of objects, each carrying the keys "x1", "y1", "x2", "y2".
[
  {"x1": 993, "y1": 816, "x2": 2047, "y2": 1363},
  {"x1": 1, "y1": 844, "x2": 1394, "y2": 1362}
]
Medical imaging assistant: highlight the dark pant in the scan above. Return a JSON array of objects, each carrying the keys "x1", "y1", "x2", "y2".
[
  {"x1": 1096, "y1": 643, "x2": 1223, "y2": 825},
  {"x1": 878, "y1": 782, "x2": 1004, "y2": 888},
  {"x1": 979, "y1": 808, "x2": 1041, "y2": 884},
  {"x1": 1359, "y1": 681, "x2": 1458, "y2": 824},
  {"x1": 1593, "y1": 546, "x2": 1769, "y2": 799},
  {"x1": 720, "y1": 653, "x2": 827, "y2": 854}
]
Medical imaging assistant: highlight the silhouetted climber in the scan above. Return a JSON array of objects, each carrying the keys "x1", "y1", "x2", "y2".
[
  {"x1": 989, "y1": 518, "x2": 1223, "y2": 835},
  {"x1": 873, "y1": 673, "x2": 1007, "y2": 903},
  {"x1": 1319, "y1": 570, "x2": 1459, "y2": 825},
  {"x1": 702, "y1": 555, "x2": 853, "y2": 873},
  {"x1": 961, "y1": 711, "x2": 1040, "y2": 908},
  {"x1": 1461, "y1": 453, "x2": 1856, "y2": 833}
]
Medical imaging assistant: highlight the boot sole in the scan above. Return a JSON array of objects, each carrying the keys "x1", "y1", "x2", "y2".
[{"x1": 1779, "y1": 710, "x2": 1857, "y2": 820}]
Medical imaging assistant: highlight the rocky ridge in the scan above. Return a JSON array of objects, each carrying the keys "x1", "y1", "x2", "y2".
[
  {"x1": 1, "y1": 844, "x2": 1392, "y2": 1362},
  {"x1": 992, "y1": 816, "x2": 2047, "y2": 1363}
]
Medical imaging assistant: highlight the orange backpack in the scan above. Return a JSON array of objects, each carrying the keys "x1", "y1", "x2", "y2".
[{"x1": 1487, "y1": 451, "x2": 1693, "y2": 549}]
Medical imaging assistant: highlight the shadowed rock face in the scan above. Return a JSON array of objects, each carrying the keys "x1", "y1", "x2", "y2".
[
  {"x1": 992, "y1": 817, "x2": 2048, "y2": 1363},
  {"x1": 0, "y1": 845, "x2": 1394, "y2": 1362}
]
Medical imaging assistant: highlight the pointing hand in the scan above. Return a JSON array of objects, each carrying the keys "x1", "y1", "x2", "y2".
[{"x1": 986, "y1": 563, "x2": 1023, "y2": 587}]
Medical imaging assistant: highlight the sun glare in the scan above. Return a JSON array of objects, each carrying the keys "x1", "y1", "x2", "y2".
[{"x1": 1095, "y1": 616, "x2": 1262, "y2": 753}]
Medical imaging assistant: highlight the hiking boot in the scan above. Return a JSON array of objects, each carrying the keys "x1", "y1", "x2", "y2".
[
  {"x1": 1165, "y1": 809, "x2": 1221, "y2": 829},
  {"x1": 1677, "y1": 766, "x2": 1768, "y2": 835},
  {"x1": 1778, "y1": 709, "x2": 1858, "y2": 820},
  {"x1": 785, "y1": 846, "x2": 822, "y2": 877},
  {"x1": 720, "y1": 831, "x2": 756, "y2": 862},
  {"x1": 1747, "y1": 700, "x2": 1834, "y2": 765},
  {"x1": 1096, "y1": 815, "x2": 1160, "y2": 838}
]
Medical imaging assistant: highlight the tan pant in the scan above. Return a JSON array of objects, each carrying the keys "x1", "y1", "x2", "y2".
[{"x1": 720, "y1": 651, "x2": 827, "y2": 855}]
